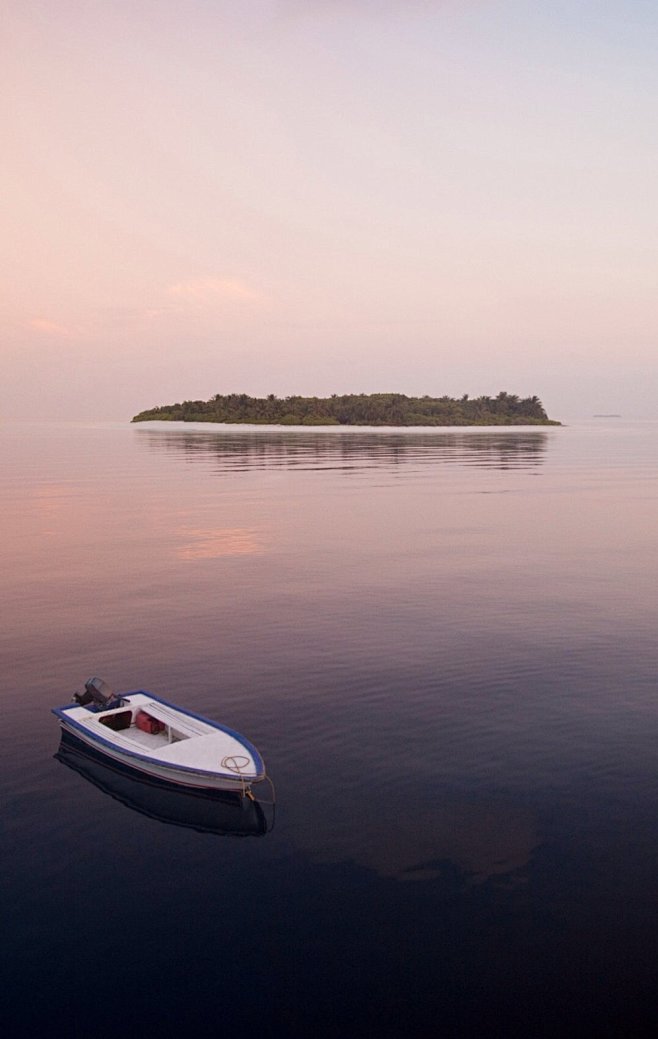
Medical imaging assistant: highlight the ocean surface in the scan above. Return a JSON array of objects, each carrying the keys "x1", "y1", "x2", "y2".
[{"x1": 2, "y1": 419, "x2": 657, "y2": 1038}]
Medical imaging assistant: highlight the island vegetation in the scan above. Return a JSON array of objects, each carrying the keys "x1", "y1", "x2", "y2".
[{"x1": 132, "y1": 392, "x2": 560, "y2": 427}]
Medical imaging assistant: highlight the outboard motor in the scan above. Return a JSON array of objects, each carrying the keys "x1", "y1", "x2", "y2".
[{"x1": 74, "y1": 677, "x2": 121, "y2": 710}]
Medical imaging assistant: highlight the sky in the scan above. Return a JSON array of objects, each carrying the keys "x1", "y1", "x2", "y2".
[{"x1": 3, "y1": 0, "x2": 658, "y2": 421}]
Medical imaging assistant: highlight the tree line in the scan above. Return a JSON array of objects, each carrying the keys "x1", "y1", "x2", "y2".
[{"x1": 132, "y1": 392, "x2": 559, "y2": 426}]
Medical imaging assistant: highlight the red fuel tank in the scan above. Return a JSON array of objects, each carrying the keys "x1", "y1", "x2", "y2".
[{"x1": 135, "y1": 710, "x2": 165, "y2": 735}]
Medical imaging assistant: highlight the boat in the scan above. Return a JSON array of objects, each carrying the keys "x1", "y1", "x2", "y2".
[
  {"x1": 52, "y1": 677, "x2": 267, "y2": 797},
  {"x1": 55, "y1": 731, "x2": 270, "y2": 836}
]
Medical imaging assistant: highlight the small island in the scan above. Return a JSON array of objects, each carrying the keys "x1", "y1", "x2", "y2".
[{"x1": 132, "y1": 392, "x2": 560, "y2": 427}]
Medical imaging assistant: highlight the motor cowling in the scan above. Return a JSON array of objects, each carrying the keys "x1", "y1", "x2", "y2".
[{"x1": 74, "y1": 677, "x2": 120, "y2": 709}]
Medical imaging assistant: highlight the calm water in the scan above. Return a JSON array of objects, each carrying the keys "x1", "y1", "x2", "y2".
[{"x1": 2, "y1": 420, "x2": 658, "y2": 1037}]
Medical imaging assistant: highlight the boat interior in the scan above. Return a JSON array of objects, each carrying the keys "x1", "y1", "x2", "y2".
[{"x1": 96, "y1": 700, "x2": 211, "y2": 751}]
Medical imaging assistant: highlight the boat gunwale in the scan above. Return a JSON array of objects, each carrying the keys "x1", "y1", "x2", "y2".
[{"x1": 51, "y1": 690, "x2": 266, "y2": 782}]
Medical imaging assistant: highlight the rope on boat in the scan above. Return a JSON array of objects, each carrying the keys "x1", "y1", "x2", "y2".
[
  {"x1": 220, "y1": 755, "x2": 250, "y2": 797},
  {"x1": 220, "y1": 756, "x2": 276, "y2": 827},
  {"x1": 220, "y1": 756, "x2": 276, "y2": 800},
  {"x1": 221, "y1": 755, "x2": 251, "y2": 773}
]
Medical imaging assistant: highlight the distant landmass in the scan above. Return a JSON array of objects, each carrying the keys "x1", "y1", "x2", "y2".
[{"x1": 132, "y1": 392, "x2": 560, "y2": 427}]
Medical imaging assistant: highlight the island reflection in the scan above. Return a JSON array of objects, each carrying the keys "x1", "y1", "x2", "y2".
[{"x1": 135, "y1": 425, "x2": 551, "y2": 473}]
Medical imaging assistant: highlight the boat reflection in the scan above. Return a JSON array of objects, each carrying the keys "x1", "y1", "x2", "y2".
[{"x1": 55, "y1": 731, "x2": 271, "y2": 837}]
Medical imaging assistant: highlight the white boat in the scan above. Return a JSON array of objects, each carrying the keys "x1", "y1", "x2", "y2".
[{"x1": 52, "y1": 678, "x2": 267, "y2": 796}]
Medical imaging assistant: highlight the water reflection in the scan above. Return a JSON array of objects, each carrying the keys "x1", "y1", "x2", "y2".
[
  {"x1": 177, "y1": 527, "x2": 264, "y2": 560},
  {"x1": 135, "y1": 425, "x2": 551, "y2": 473},
  {"x1": 55, "y1": 732, "x2": 270, "y2": 837}
]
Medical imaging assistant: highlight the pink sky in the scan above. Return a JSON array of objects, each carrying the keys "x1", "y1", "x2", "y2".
[{"x1": 3, "y1": 1, "x2": 657, "y2": 421}]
